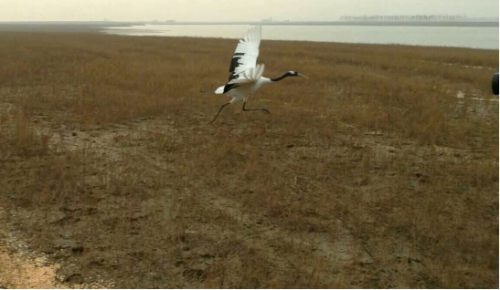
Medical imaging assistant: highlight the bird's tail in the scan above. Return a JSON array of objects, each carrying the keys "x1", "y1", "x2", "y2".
[{"x1": 215, "y1": 86, "x2": 225, "y2": 94}]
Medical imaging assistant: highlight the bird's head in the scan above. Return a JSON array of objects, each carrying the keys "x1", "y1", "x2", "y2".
[{"x1": 287, "y1": 71, "x2": 308, "y2": 79}]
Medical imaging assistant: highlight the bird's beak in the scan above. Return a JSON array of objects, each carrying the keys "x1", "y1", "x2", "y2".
[{"x1": 298, "y1": 73, "x2": 308, "y2": 79}]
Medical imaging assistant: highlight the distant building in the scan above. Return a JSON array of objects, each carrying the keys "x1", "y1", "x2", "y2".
[
  {"x1": 262, "y1": 17, "x2": 273, "y2": 23},
  {"x1": 340, "y1": 14, "x2": 468, "y2": 22}
]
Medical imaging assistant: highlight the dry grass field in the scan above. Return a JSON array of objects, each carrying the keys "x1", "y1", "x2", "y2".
[{"x1": 0, "y1": 31, "x2": 498, "y2": 288}]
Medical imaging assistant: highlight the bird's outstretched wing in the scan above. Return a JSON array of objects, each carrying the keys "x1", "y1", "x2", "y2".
[{"x1": 227, "y1": 26, "x2": 263, "y2": 84}]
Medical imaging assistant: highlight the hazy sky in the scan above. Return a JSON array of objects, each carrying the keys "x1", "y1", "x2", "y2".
[{"x1": 1, "y1": 0, "x2": 498, "y2": 22}]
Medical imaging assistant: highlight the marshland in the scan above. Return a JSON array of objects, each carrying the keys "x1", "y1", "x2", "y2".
[{"x1": 0, "y1": 30, "x2": 498, "y2": 288}]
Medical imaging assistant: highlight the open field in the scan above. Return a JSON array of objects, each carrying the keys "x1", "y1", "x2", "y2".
[{"x1": 0, "y1": 31, "x2": 498, "y2": 288}]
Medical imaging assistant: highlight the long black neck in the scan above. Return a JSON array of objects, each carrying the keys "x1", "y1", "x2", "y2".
[{"x1": 271, "y1": 73, "x2": 291, "y2": 82}]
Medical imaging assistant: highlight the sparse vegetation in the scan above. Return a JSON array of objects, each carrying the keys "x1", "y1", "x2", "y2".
[{"x1": 0, "y1": 31, "x2": 498, "y2": 288}]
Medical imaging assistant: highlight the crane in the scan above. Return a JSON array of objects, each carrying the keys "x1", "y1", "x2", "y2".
[{"x1": 209, "y1": 26, "x2": 307, "y2": 124}]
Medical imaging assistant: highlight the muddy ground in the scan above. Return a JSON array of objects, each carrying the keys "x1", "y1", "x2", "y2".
[{"x1": 1, "y1": 101, "x2": 497, "y2": 288}]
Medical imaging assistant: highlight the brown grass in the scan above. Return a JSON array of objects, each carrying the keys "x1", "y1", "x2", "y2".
[{"x1": 0, "y1": 31, "x2": 498, "y2": 288}]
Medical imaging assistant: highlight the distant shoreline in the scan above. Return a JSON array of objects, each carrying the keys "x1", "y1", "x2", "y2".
[
  {"x1": 0, "y1": 20, "x2": 498, "y2": 30},
  {"x1": 154, "y1": 21, "x2": 499, "y2": 28},
  {"x1": 1, "y1": 21, "x2": 497, "y2": 50}
]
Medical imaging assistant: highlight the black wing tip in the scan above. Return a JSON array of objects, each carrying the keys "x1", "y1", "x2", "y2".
[
  {"x1": 223, "y1": 83, "x2": 239, "y2": 94},
  {"x1": 228, "y1": 52, "x2": 247, "y2": 80}
]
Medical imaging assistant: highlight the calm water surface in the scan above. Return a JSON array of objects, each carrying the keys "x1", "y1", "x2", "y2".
[{"x1": 104, "y1": 25, "x2": 499, "y2": 50}]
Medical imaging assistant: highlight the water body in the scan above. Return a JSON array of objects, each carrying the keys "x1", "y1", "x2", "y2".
[{"x1": 104, "y1": 24, "x2": 499, "y2": 50}]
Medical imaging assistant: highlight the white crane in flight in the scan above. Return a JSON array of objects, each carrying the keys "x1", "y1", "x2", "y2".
[{"x1": 209, "y1": 26, "x2": 307, "y2": 124}]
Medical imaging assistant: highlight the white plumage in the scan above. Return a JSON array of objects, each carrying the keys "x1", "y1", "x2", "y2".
[
  {"x1": 209, "y1": 26, "x2": 306, "y2": 124},
  {"x1": 215, "y1": 86, "x2": 225, "y2": 94},
  {"x1": 231, "y1": 26, "x2": 262, "y2": 78}
]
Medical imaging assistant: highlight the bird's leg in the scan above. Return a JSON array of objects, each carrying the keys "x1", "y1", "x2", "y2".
[
  {"x1": 242, "y1": 102, "x2": 270, "y2": 114},
  {"x1": 208, "y1": 102, "x2": 231, "y2": 124}
]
